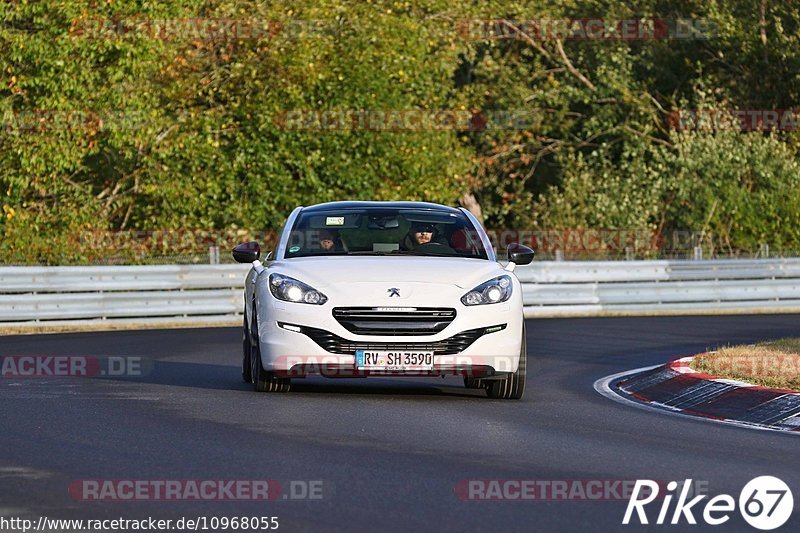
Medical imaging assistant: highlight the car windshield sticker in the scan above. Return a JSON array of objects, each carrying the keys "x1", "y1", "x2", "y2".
[
  {"x1": 289, "y1": 246, "x2": 300, "y2": 253},
  {"x1": 326, "y1": 216, "x2": 345, "y2": 226}
]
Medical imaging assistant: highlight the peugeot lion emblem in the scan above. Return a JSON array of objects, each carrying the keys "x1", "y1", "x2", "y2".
[{"x1": 387, "y1": 288, "x2": 401, "y2": 298}]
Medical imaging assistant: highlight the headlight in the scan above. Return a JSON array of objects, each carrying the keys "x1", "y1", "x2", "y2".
[
  {"x1": 269, "y1": 274, "x2": 328, "y2": 305},
  {"x1": 461, "y1": 275, "x2": 513, "y2": 306}
]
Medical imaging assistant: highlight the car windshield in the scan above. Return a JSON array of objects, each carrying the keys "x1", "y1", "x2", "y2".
[{"x1": 284, "y1": 207, "x2": 489, "y2": 259}]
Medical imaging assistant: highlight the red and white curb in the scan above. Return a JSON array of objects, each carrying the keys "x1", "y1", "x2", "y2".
[{"x1": 594, "y1": 356, "x2": 800, "y2": 434}]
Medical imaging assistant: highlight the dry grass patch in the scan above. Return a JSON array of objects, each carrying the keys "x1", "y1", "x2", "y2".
[{"x1": 690, "y1": 338, "x2": 800, "y2": 391}]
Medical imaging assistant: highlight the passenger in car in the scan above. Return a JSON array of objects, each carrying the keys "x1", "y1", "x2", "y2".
[{"x1": 318, "y1": 229, "x2": 342, "y2": 252}]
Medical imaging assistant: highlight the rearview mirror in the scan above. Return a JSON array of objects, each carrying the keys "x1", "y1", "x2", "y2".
[
  {"x1": 232, "y1": 242, "x2": 261, "y2": 263},
  {"x1": 507, "y1": 243, "x2": 535, "y2": 265}
]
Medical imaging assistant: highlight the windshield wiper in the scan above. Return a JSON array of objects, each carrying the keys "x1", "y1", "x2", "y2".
[
  {"x1": 338, "y1": 250, "x2": 461, "y2": 257},
  {"x1": 345, "y1": 251, "x2": 393, "y2": 255},
  {"x1": 342, "y1": 250, "x2": 432, "y2": 256}
]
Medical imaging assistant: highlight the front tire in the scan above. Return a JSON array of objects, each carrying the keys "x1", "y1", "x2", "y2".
[
  {"x1": 249, "y1": 305, "x2": 290, "y2": 393},
  {"x1": 485, "y1": 325, "x2": 527, "y2": 400}
]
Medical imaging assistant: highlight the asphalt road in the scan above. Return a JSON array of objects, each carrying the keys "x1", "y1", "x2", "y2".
[{"x1": 2, "y1": 315, "x2": 799, "y2": 532}]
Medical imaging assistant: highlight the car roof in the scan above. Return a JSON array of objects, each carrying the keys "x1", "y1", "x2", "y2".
[{"x1": 300, "y1": 201, "x2": 462, "y2": 214}]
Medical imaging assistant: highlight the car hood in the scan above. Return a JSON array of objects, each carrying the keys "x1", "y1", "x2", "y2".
[{"x1": 266, "y1": 256, "x2": 505, "y2": 290}]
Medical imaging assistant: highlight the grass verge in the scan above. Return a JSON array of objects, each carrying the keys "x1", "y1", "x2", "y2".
[{"x1": 690, "y1": 338, "x2": 800, "y2": 392}]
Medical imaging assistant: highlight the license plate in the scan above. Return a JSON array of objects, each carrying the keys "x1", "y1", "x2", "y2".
[{"x1": 355, "y1": 350, "x2": 434, "y2": 371}]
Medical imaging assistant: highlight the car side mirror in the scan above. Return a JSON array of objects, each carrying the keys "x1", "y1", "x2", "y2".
[
  {"x1": 507, "y1": 243, "x2": 535, "y2": 265},
  {"x1": 232, "y1": 241, "x2": 261, "y2": 263}
]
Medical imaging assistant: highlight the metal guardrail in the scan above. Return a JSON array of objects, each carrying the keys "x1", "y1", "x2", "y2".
[
  {"x1": 518, "y1": 258, "x2": 800, "y2": 315},
  {"x1": 0, "y1": 265, "x2": 250, "y2": 326},
  {"x1": 1, "y1": 259, "x2": 799, "y2": 327}
]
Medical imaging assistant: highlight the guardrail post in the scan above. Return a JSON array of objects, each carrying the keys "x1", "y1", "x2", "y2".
[
  {"x1": 693, "y1": 246, "x2": 703, "y2": 261},
  {"x1": 209, "y1": 246, "x2": 220, "y2": 265}
]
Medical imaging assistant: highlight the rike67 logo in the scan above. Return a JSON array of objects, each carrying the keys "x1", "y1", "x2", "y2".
[{"x1": 624, "y1": 476, "x2": 793, "y2": 530}]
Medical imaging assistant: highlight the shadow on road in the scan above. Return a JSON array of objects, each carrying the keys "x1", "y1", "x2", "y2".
[{"x1": 98, "y1": 360, "x2": 483, "y2": 398}]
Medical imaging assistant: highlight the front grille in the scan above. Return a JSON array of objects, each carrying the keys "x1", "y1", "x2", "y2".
[
  {"x1": 332, "y1": 307, "x2": 456, "y2": 336},
  {"x1": 293, "y1": 324, "x2": 506, "y2": 355}
]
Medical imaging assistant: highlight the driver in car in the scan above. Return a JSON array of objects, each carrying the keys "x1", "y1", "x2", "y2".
[
  {"x1": 411, "y1": 223, "x2": 434, "y2": 246},
  {"x1": 401, "y1": 222, "x2": 445, "y2": 251}
]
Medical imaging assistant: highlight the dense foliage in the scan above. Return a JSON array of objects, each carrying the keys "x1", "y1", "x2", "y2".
[{"x1": 2, "y1": 1, "x2": 799, "y2": 263}]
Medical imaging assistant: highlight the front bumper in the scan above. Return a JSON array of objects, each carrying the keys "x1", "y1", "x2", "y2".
[{"x1": 255, "y1": 286, "x2": 524, "y2": 377}]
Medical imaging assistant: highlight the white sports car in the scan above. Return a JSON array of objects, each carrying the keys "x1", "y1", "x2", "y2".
[{"x1": 232, "y1": 201, "x2": 534, "y2": 399}]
